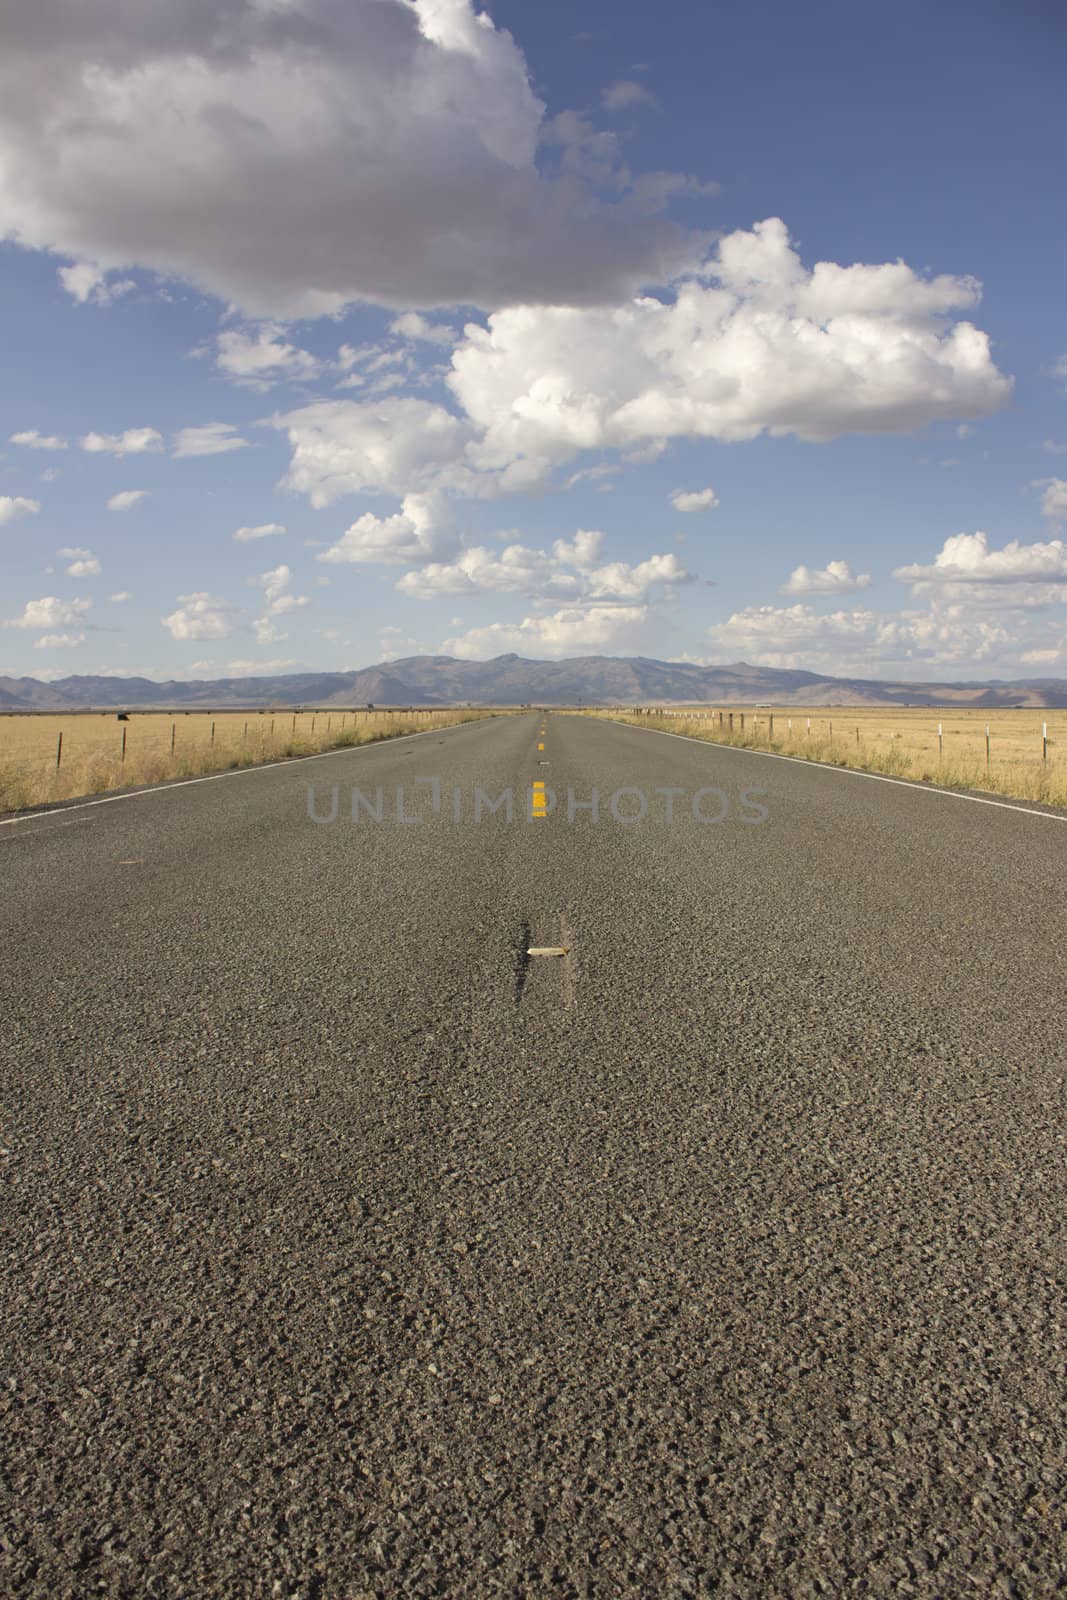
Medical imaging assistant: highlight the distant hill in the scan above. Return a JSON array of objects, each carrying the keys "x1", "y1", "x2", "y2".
[{"x1": 2, "y1": 655, "x2": 1067, "y2": 709}]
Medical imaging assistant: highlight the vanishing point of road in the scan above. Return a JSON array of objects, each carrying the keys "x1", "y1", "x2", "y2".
[{"x1": 2, "y1": 712, "x2": 1064, "y2": 1596}]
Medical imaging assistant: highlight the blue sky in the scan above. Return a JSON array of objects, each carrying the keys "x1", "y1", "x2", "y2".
[{"x1": 1, "y1": 0, "x2": 1065, "y2": 682}]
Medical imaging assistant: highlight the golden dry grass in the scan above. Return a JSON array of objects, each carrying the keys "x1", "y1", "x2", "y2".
[
  {"x1": 0, "y1": 708, "x2": 493, "y2": 813},
  {"x1": 591, "y1": 705, "x2": 1067, "y2": 809}
]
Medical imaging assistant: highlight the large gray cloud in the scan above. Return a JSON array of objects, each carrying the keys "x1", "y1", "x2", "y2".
[{"x1": 0, "y1": 0, "x2": 700, "y2": 317}]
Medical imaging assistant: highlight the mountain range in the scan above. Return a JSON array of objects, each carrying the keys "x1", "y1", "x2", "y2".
[{"x1": 2, "y1": 655, "x2": 1067, "y2": 710}]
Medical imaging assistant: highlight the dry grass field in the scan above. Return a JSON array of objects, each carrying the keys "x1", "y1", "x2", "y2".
[
  {"x1": 0, "y1": 708, "x2": 493, "y2": 813},
  {"x1": 594, "y1": 705, "x2": 1067, "y2": 809}
]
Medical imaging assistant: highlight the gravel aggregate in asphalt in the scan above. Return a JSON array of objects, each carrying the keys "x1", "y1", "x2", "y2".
[{"x1": 1, "y1": 712, "x2": 1064, "y2": 1597}]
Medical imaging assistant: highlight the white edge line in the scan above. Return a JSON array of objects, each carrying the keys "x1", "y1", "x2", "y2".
[
  {"x1": 0, "y1": 717, "x2": 494, "y2": 830},
  {"x1": 603, "y1": 718, "x2": 1067, "y2": 823}
]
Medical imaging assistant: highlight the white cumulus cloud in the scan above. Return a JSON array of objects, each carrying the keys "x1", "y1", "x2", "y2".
[
  {"x1": 58, "y1": 545, "x2": 102, "y2": 577},
  {"x1": 162, "y1": 593, "x2": 237, "y2": 641},
  {"x1": 894, "y1": 531, "x2": 1067, "y2": 594},
  {"x1": 670, "y1": 487, "x2": 718, "y2": 513},
  {"x1": 275, "y1": 399, "x2": 475, "y2": 507},
  {"x1": 107, "y1": 489, "x2": 149, "y2": 511},
  {"x1": 251, "y1": 564, "x2": 309, "y2": 643},
  {"x1": 274, "y1": 220, "x2": 1011, "y2": 512},
  {"x1": 443, "y1": 603, "x2": 650, "y2": 659},
  {"x1": 399, "y1": 529, "x2": 689, "y2": 601},
  {"x1": 390, "y1": 313, "x2": 457, "y2": 347},
  {"x1": 318, "y1": 492, "x2": 458, "y2": 566},
  {"x1": 33, "y1": 631, "x2": 85, "y2": 649},
  {"x1": 446, "y1": 220, "x2": 1012, "y2": 488},
  {"x1": 783, "y1": 560, "x2": 871, "y2": 594},
  {"x1": 0, "y1": 495, "x2": 41, "y2": 525},
  {"x1": 1035, "y1": 478, "x2": 1067, "y2": 521},
  {"x1": 11, "y1": 596, "x2": 91, "y2": 630},
  {"x1": 81, "y1": 428, "x2": 163, "y2": 457},
  {"x1": 707, "y1": 602, "x2": 1015, "y2": 673},
  {"x1": 214, "y1": 326, "x2": 321, "y2": 390},
  {"x1": 57, "y1": 262, "x2": 135, "y2": 305}
]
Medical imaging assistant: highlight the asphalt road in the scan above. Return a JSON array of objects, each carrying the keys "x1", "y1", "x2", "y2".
[{"x1": 1, "y1": 712, "x2": 1065, "y2": 1598}]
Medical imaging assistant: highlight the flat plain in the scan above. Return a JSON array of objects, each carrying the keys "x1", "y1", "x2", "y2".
[
  {"x1": 596, "y1": 704, "x2": 1067, "y2": 807},
  {"x1": 0, "y1": 708, "x2": 491, "y2": 811}
]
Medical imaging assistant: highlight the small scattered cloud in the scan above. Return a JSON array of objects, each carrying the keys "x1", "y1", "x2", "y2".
[
  {"x1": 10, "y1": 596, "x2": 92, "y2": 630},
  {"x1": 173, "y1": 423, "x2": 251, "y2": 458},
  {"x1": 9, "y1": 430, "x2": 67, "y2": 450},
  {"x1": 443, "y1": 603, "x2": 650, "y2": 659},
  {"x1": 397, "y1": 528, "x2": 690, "y2": 602},
  {"x1": 58, "y1": 262, "x2": 135, "y2": 305},
  {"x1": 783, "y1": 560, "x2": 871, "y2": 595},
  {"x1": 33, "y1": 631, "x2": 85, "y2": 649},
  {"x1": 602, "y1": 80, "x2": 659, "y2": 112},
  {"x1": 251, "y1": 564, "x2": 310, "y2": 643},
  {"x1": 233, "y1": 522, "x2": 287, "y2": 542},
  {"x1": 1034, "y1": 477, "x2": 1067, "y2": 520},
  {"x1": 81, "y1": 428, "x2": 163, "y2": 457},
  {"x1": 225, "y1": 657, "x2": 301, "y2": 675},
  {"x1": 107, "y1": 489, "x2": 149, "y2": 511},
  {"x1": 670, "y1": 487, "x2": 718, "y2": 514},
  {"x1": 58, "y1": 545, "x2": 102, "y2": 577},
  {"x1": 0, "y1": 496, "x2": 41, "y2": 525},
  {"x1": 706, "y1": 602, "x2": 1015, "y2": 673},
  {"x1": 110, "y1": 591, "x2": 132, "y2": 603},
  {"x1": 390, "y1": 312, "x2": 456, "y2": 347},
  {"x1": 214, "y1": 325, "x2": 320, "y2": 390},
  {"x1": 162, "y1": 593, "x2": 237, "y2": 641}
]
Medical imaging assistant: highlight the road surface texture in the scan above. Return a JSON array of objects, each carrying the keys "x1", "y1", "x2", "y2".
[{"x1": 1, "y1": 712, "x2": 1065, "y2": 1598}]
